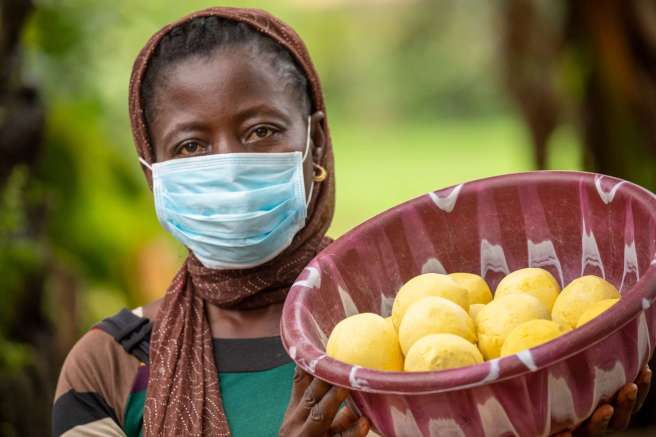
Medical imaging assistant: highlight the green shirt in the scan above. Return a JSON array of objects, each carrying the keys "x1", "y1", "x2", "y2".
[{"x1": 125, "y1": 362, "x2": 296, "y2": 437}]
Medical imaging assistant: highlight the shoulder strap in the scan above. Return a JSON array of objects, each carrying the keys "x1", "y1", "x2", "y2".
[{"x1": 95, "y1": 308, "x2": 152, "y2": 364}]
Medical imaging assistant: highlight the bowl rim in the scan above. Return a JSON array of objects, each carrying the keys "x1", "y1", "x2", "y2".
[{"x1": 281, "y1": 170, "x2": 656, "y2": 394}]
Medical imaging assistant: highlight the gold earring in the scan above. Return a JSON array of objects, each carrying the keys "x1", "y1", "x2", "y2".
[{"x1": 313, "y1": 163, "x2": 327, "y2": 182}]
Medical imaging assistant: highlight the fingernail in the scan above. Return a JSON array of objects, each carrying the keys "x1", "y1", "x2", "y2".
[
  {"x1": 628, "y1": 387, "x2": 638, "y2": 402},
  {"x1": 601, "y1": 406, "x2": 614, "y2": 422}
]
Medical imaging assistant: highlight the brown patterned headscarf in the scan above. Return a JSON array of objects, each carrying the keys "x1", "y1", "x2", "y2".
[{"x1": 128, "y1": 7, "x2": 335, "y2": 436}]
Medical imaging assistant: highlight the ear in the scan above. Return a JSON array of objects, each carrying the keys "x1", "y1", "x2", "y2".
[{"x1": 310, "y1": 111, "x2": 326, "y2": 164}]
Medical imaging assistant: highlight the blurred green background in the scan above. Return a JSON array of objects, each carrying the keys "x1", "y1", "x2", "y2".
[
  {"x1": 21, "y1": 0, "x2": 585, "y2": 318},
  {"x1": 21, "y1": 0, "x2": 579, "y2": 323},
  {"x1": 3, "y1": 0, "x2": 656, "y2": 434}
]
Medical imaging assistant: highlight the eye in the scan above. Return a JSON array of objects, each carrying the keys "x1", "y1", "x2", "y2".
[
  {"x1": 245, "y1": 126, "x2": 276, "y2": 143},
  {"x1": 176, "y1": 141, "x2": 209, "y2": 157}
]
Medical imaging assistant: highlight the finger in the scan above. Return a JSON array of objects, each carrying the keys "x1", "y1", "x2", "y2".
[
  {"x1": 289, "y1": 367, "x2": 312, "y2": 406},
  {"x1": 294, "y1": 377, "x2": 332, "y2": 419},
  {"x1": 333, "y1": 417, "x2": 370, "y2": 437},
  {"x1": 302, "y1": 386, "x2": 350, "y2": 434},
  {"x1": 634, "y1": 366, "x2": 652, "y2": 413},
  {"x1": 609, "y1": 383, "x2": 637, "y2": 431},
  {"x1": 330, "y1": 406, "x2": 360, "y2": 433},
  {"x1": 580, "y1": 404, "x2": 613, "y2": 437}
]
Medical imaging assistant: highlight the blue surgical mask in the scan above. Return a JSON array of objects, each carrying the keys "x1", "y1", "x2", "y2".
[{"x1": 140, "y1": 117, "x2": 314, "y2": 269}]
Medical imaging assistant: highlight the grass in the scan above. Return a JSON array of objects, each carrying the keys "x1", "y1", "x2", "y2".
[{"x1": 328, "y1": 116, "x2": 581, "y2": 236}]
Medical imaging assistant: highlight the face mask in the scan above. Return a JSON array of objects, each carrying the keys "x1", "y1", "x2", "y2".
[{"x1": 140, "y1": 117, "x2": 314, "y2": 269}]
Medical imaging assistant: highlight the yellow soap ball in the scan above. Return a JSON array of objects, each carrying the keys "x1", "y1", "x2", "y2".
[
  {"x1": 449, "y1": 272, "x2": 493, "y2": 306},
  {"x1": 494, "y1": 267, "x2": 561, "y2": 311},
  {"x1": 391, "y1": 273, "x2": 469, "y2": 330},
  {"x1": 500, "y1": 319, "x2": 565, "y2": 356},
  {"x1": 469, "y1": 303, "x2": 485, "y2": 322},
  {"x1": 552, "y1": 276, "x2": 620, "y2": 330},
  {"x1": 576, "y1": 298, "x2": 619, "y2": 328},
  {"x1": 476, "y1": 294, "x2": 549, "y2": 360},
  {"x1": 326, "y1": 313, "x2": 404, "y2": 371},
  {"x1": 404, "y1": 333, "x2": 484, "y2": 372},
  {"x1": 384, "y1": 316, "x2": 396, "y2": 332},
  {"x1": 398, "y1": 296, "x2": 476, "y2": 355}
]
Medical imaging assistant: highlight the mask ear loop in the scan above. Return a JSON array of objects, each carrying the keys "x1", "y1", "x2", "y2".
[
  {"x1": 305, "y1": 177, "x2": 315, "y2": 208},
  {"x1": 139, "y1": 157, "x2": 153, "y2": 171},
  {"x1": 302, "y1": 115, "x2": 312, "y2": 162},
  {"x1": 303, "y1": 116, "x2": 314, "y2": 208}
]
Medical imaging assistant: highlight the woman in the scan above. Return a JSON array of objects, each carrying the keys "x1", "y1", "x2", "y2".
[{"x1": 52, "y1": 7, "x2": 651, "y2": 437}]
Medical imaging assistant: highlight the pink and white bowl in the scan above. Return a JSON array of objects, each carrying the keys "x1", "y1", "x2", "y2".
[{"x1": 281, "y1": 171, "x2": 656, "y2": 436}]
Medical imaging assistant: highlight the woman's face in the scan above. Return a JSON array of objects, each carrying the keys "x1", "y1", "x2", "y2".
[{"x1": 149, "y1": 47, "x2": 325, "y2": 199}]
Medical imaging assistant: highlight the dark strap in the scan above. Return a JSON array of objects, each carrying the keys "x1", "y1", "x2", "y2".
[
  {"x1": 95, "y1": 309, "x2": 152, "y2": 364},
  {"x1": 94, "y1": 308, "x2": 292, "y2": 371}
]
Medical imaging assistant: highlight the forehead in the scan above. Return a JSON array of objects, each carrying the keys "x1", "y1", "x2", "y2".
[{"x1": 154, "y1": 48, "x2": 302, "y2": 120}]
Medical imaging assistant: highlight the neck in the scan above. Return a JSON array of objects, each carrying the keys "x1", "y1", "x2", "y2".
[{"x1": 205, "y1": 302, "x2": 284, "y2": 339}]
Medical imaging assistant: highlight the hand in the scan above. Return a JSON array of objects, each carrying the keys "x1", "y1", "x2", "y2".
[
  {"x1": 553, "y1": 365, "x2": 652, "y2": 436},
  {"x1": 279, "y1": 367, "x2": 370, "y2": 437}
]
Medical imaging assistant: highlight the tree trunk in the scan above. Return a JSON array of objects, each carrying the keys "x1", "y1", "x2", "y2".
[
  {"x1": 501, "y1": 0, "x2": 656, "y2": 189},
  {"x1": 0, "y1": 1, "x2": 60, "y2": 435}
]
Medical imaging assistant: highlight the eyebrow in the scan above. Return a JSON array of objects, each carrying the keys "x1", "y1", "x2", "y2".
[
  {"x1": 235, "y1": 102, "x2": 293, "y2": 124},
  {"x1": 161, "y1": 120, "x2": 208, "y2": 152}
]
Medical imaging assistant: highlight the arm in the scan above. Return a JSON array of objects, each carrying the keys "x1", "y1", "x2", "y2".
[
  {"x1": 52, "y1": 329, "x2": 138, "y2": 437},
  {"x1": 53, "y1": 392, "x2": 126, "y2": 437}
]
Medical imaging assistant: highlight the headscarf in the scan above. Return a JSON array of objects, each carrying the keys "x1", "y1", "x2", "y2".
[{"x1": 128, "y1": 7, "x2": 335, "y2": 436}]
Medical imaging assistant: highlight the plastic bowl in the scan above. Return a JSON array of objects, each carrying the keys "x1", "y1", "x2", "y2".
[{"x1": 281, "y1": 171, "x2": 656, "y2": 436}]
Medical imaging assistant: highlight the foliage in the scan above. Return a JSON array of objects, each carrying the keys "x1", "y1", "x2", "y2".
[{"x1": 0, "y1": 166, "x2": 40, "y2": 372}]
